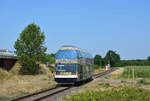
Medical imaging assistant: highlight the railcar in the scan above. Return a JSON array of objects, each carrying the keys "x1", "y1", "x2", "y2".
[{"x1": 55, "y1": 46, "x2": 93, "y2": 85}]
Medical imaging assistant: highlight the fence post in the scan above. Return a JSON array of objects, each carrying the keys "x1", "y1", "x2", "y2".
[{"x1": 132, "y1": 66, "x2": 135, "y2": 86}]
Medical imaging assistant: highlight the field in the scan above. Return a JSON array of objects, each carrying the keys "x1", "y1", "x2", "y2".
[
  {"x1": 1, "y1": 66, "x2": 150, "y2": 101},
  {"x1": 63, "y1": 66, "x2": 150, "y2": 101},
  {"x1": 122, "y1": 66, "x2": 150, "y2": 78},
  {"x1": 64, "y1": 87, "x2": 150, "y2": 101}
]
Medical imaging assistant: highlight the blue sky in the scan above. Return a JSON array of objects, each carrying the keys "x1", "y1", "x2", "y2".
[{"x1": 0, "y1": 0, "x2": 150, "y2": 60}]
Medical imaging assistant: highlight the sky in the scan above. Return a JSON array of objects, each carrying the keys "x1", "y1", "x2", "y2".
[{"x1": 0, "y1": 0, "x2": 150, "y2": 60}]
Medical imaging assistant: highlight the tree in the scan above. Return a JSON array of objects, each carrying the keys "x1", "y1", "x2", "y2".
[
  {"x1": 104, "y1": 50, "x2": 120, "y2": 67},
  {"x1": 14, "y1": 23, "x2": 47, "y2": 75},
  {"x1": 44, "y1": 53, "x2": 55, "y2": 64},
  {"x1": 94, "y1": 55, "x2": 102, "y2": 66},
  {"x1": 148, "y1": 56, "x2": 150, "y2": 61}
]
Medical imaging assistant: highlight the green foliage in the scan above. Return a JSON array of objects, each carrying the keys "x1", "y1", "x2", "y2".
[
  {"x1": 93, "y1": 65, "x2": 103, "y2": 69},
  {"x1": 94, "y1": 51, "x2": 150, "y2": 67},
  {"x1": 120, "y1": 59, "x2": 150, "y2": 66},
  {"x1": 123, "y1": 66, "x2": 150, "y2": 78},
  {"x1": 94, "y1": 55, "x2": 102, "y2": 66},
  {"x1": 104, "y1": 50, "x2": 120, "y2": 67},
  {"x1": 44, "y1": 53, "x2": 55, "y2": 64},
  {"x1": 0, "y1": 96, "x2": 10, "y2": 101},
  {"x1": 65, "y1": 88, "x2": 150, "y2": 101},
  {"x1": 14, "y1": 23, "x2": 47, "y2": 75},
  {"x1": 93, "y1": 50, "x2": 120, "y2": 67},
  {"x1": 137, "y1": 79, "x2": 150, "y2": 85},
  {"x1": 98, "y1": 83, "x2": 111, "y2": 88}
]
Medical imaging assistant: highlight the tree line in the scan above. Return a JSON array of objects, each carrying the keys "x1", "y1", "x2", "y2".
[
  {"x1": 94, "y1": 52, "x2": 150, "y2": 68},
  {"x1": 93, "y1": 50, "x2": 120, "y2": 69},
  {"x1": 14, "y1": 23, "x2": 150, "y2": 75}
]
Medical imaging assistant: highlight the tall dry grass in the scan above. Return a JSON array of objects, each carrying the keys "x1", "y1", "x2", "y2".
[{"x1": 0, "y1": 68, "x2": 10, "y2": 82}]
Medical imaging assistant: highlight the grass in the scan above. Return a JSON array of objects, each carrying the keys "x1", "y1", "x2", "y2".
[
  {"x1": 63, "y1": 66, "x2": 150, "y2": 101},
  {"x1": 0, "y1": 62, "x2": 56, "y2": 101},
  {"x1": 122, "y1": 66, "x2": 150, "y2": 78},
  {"x1": 0, "y1": 96, "x2": 10, "y2": 101},
  {"x1": 64, "y1": 87, "x2": 150, "y2": 101},
  {"x1": 0, "y1": 68, "x2": 10, "y2": 82},
  {"x1": 98, "y1": 83, "x2": 111, "y2": 88},
  {"x1": 0, "y1": 74, "x2": 56, "y2": 100},
  {"x1": 93, "y1": 68, "x2": 105, "y2": 75}
]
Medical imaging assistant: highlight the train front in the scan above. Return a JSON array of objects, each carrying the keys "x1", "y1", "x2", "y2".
[{"x1": 55, "y1": 46, "x2": 79, "y2": 85}]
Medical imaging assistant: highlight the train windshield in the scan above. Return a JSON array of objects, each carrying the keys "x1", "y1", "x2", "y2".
[{"x1": 56, "y1": 64, "x2": 77, "y2": 72}]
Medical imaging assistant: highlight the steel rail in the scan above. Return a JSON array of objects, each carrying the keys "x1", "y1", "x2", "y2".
[
  {"x1": 10, "y1": 85, "x2": 60, "y2": 101},
  {"x1": 33, "y1": 87, "x2": 72, "y2": 101},
  {"x1": 94, "y1": 67, "x2": 118, "y2": 78}
]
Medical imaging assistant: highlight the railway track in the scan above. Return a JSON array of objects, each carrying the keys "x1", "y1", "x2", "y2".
[
  {"x1": 93, "y1": 67, "x2": 118, "y2": 78},
  {"x1": 10, "y1": 68, "x2": 117, "y2": 101}
]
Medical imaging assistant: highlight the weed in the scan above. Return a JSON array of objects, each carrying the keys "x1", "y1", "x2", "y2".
[
  {"x1": 98, "y1": 83, "x2": 111, "y2": 88},
  {"x1": 121, "y1": 80, "x2": 127, "y2": 83},
  {"x1": 0, "y1": 96, "x2": 10, "y2": 101},
  {"x1": 138, "y1": 79, "x2": 150, "y2": 85}
]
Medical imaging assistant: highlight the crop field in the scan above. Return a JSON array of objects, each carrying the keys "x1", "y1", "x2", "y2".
[
  {"x1": 63, "y1": 66, "x2": 150, "y2": 101},
  {"x1": 122, "y1": 66, "x2": 150, "y2": 78},
  {"x1": 64, "y1": 87, "x2": 150, "y2": 101}
]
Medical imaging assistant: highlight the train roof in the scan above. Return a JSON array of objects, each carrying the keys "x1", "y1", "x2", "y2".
[{"x1": 56, "y1": 46, "x2": 93, "y2": 59}]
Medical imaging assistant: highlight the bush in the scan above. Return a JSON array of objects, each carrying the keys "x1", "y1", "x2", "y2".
[
  {"x1": 94, "y1": 65, "x2": 103, "y2": 69},
  {"x1": 138, "y1": 79, "x2": 150, "y2": 85}
]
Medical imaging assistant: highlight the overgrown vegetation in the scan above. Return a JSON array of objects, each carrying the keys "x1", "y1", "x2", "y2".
[
  {"x1": 122, "y1": 66, "x2": 150, "y2": 78},
  {"x1": 0, "y1": 96, "x2": 10, "y2": 101},
  {"x1": 0, "y1": 68, "x2": 10, "y2": 81},
  {"x1": 94, "y1": 51, "x2": 150, "y2": 68},
  {"x1": 138, "y1": 79, "x2": 150, "y2": 85},
  {"x1": 98, "y1": 83, "x2": 111, "y2": 88},
  {"x1": 14, "y1": 23, "x2": 47, "y2": 75},
  {"x1": 0, "y1": 74, "x2": 56, "y2": 101},
  {"x1": 65, "y1": 88, "x2": 150, "y2": 101},
  {"x1": 94, "y1": 50, "x2": 120, "y2": 68},
  {"x1": 119, "y1": 59, "x2": 150, "y2": 66}
]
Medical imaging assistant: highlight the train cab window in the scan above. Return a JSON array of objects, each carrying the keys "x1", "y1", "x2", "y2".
[
  {"x1": 56, "y1": 65, "x2": 66, "y2": 72},
  {"x1": 56, "y1": 64, "x2": 77, "y2": 73}
]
